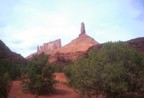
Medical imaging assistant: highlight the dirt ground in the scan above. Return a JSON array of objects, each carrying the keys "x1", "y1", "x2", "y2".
[{"x1": 8, "y1": 73, "x2": 78, "y2": 98}]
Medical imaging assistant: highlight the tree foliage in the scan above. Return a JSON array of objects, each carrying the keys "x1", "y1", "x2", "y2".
[
  {"x1": 64, "y1": 42, "x2": 144, "y2": 98},
  {"x1": 22, "y1": 53, "x2": 56, "y2": 95},
  {"x1": 0, "y1": 60, "x2": 21, "y2": 98}
]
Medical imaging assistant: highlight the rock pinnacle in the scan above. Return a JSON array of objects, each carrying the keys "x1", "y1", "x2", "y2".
[{"x1": 79, "y1": 22, "x2": 86, "y2": 37}]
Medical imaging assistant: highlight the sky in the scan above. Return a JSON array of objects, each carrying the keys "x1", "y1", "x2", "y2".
[{"x1": 0, "y1": 0, "x2": 144, "y2": 57}]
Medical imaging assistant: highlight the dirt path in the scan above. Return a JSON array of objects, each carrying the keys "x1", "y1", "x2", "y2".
[{"x1": 8, "y1": 73, "x2": 78, "y2": 98}]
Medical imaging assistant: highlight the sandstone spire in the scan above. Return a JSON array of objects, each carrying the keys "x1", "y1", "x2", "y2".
[{"x1": 79, "y1": 22, "x2": 86, "y2": 37}]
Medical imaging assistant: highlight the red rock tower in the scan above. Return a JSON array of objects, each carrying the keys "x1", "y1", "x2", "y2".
[{"x1": 79, "y1": 22, "x2": 86, "y2": 37}]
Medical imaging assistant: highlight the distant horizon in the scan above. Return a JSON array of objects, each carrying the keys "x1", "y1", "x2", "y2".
[{"x1": 0, "y1": 0, "x2": 144, "y2": 57}]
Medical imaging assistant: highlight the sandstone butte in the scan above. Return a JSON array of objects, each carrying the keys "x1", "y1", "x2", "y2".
[
  {"x1": 53, "y1": 34, "x2": 98, "y2": 54},
  {"x1": 27, "y1": 22, "x2": 144, "y2": 64},
  {"x1": 52, "y1": 22, "x2": 99, "y2": 54},
  {"x1": 27, "y1": 22, "x2": 99, "y2": 62}
]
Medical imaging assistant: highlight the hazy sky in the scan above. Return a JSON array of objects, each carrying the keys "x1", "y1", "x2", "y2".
[{"x1": 0, "y1": 0, "x2": 144, "y2": 57}]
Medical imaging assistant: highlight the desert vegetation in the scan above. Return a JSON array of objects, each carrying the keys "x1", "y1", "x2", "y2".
[
  {"x1": 22, "y1": 53, "x2": 56, "y2": 95},
  {"x1": 1, "y1": 42, "x2": 144, "y2": 98},
  {"x1": 0, "y1": 60, "x2": 22, "y2": 98},
  {"x1": 0, "y1": 53, "x2": 57, "y2": 98},
  {"x1": 64, "y1": 42, "x2": 144, "y2": 98}
]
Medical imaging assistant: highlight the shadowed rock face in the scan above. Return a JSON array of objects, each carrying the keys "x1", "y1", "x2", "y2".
[
  {"x1": 0, "y1": 40, "x2": 11, "y2": 56},
  {"x1": 49, "y1": 51, "x2": 88, "y2": 65},
  {"x1": 0, "y1": 40, "x2": 26, "y2": 64}
]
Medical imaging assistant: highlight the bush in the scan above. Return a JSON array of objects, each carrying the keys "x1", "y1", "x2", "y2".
[
  {"x1": 22, "y1": 53, "x2": 56, "y2": 95},
  {"x1": 0, "y1": 60, "x2": 21, "y2": 80},
  {"x1": 65, "y1": 42, "x2": 144, "y2": 98},
  {"x1": 0, "y1": 72, "x2": 11, "y2": 98},
  {"x1": 0, "y1": 60, "x2": 21, "y2": 98}
]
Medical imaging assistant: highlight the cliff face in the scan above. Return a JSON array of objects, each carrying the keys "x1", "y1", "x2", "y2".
[
  {"x1": 0, "y1": 40, "x2": 26, "y2": 64},
  {"x1": 37, "y1": 39, "x2": 61, "y2": 52}
]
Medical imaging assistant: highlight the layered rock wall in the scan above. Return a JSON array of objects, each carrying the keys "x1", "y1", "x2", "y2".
[{"x1": 37, "y1": 39, "x2": 61, "y2": 52}]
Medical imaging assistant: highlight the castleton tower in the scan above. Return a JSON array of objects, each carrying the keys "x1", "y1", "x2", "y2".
[{"x1": 79, "y1": 22, "x2": 86, "y2": 37}]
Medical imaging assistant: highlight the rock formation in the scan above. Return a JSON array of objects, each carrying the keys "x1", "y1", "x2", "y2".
[
  {"x1": 79, "y1": 22, "x2": 86, "y2": 37},
  {"x1": 50, "y1": 36, "x2": 144, "y2": 64},
  {"x1": 0, "y1": 40, "x2": 27, "y2": 64},
  {"x1": 54, "y1": 34, "x2": 99, "y2": 54},
  {"x1": 37, "y1": 39, "x2": 61, "y2": 52},
  {"x1": 52, "y1": 22, "x2": 99, "y2": 54},
  {"x1": 27, "y1": 22, "x2": 99, "y2": 64},
  {"x1": 27, "y1": 23, "x2": 144, "y2": 65},
  {"x1": 48, "y1": 22, "x2": 99, "y2": 63}
]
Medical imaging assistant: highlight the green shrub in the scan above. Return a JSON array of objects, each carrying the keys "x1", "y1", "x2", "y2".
[
  {"x1": 22, "y1": 53, "x2": 56, "y2": 95},
  {"x1": 0, "y1": 60, "x2": 21, "y2": 98},
  {"x1": 0, "y1": 72, "x2": 11, "y2": 98},
  {"x1": 65, "y1": 42, "x2": 144, "y2": 98}
]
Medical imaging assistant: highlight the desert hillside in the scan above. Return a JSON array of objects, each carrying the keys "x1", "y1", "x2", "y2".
[{"x1": 0, "y1": 40, "x2": 26, "y2": 64}]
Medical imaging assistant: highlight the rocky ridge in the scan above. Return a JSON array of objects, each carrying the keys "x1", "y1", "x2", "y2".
[{"x1": 0, "y1": 40, "x2": 26, "y2": 64}]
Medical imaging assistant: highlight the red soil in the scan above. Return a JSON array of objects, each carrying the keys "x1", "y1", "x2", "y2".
[{"x1": 8, "y1": 73, "x2": 78, "y2": 98}]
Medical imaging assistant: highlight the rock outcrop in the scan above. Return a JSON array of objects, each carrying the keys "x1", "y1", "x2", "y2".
[
  {"x1": 79, "y1": 22, "x2": 86, "y2": 37},
  {"x1": 54, "y1": 34, "x2": 99, "y2": 54},
  {"x1": 27, "y1": 22, "x2": 99, "y2": 64},
  {"x1": 48, "y1": 23, "x2": 99, "y2": 63},
  {"x1": 28, "y1": 23, "x2": 144, "y2": 65},
  {"x1": 53, "y1": 22, "x2": 99, "y2": 54},
  {"x1": 37, "y1": 39, "x2": 61, "y2": 53},
  {"x1": 0, "y1": 40, "x2": 26, "y2": 64}
]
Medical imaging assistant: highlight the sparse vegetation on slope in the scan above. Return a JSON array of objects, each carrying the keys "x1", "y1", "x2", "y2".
[{"x1": 64, "y1": 42, "x2": 144, "y2": 98}]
